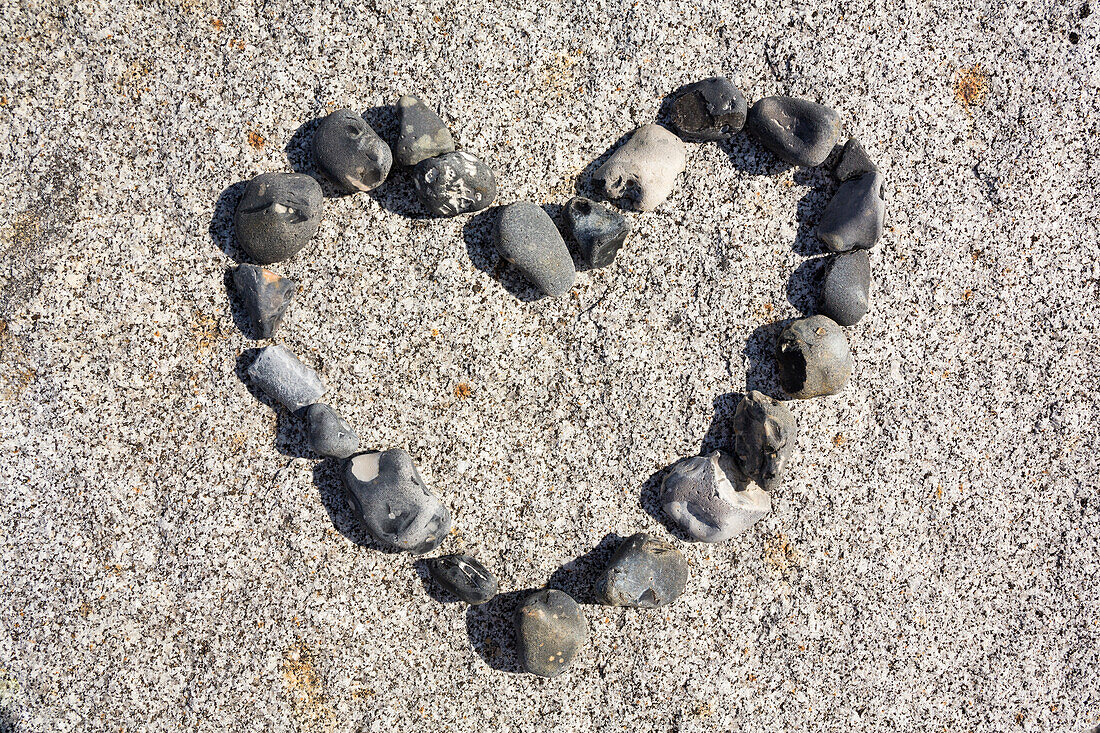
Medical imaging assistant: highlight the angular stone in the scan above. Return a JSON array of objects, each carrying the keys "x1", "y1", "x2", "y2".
[
  {"x1": 817, "y1": 172, "x2": 886, "y2": 252},
  {"x1": 515, "y1": 589, "x2": 587, "y2": 677},
  {"x1": 231, "y1": 264, "x2": 296, "y2": 339},
  {"x1": 245, "y1": 344, "x2": 325, "y2": 413},
  {"x1": 413, "y1": 151, "x2": 496, "y2": 217},
  {"x1": 592, "y1": 124, "x2": 687, "y2": 211},
  {"x1": 669, "y1": 76, "x2": 747, "y2": 141},
  {"x1": 426, "y1": 554, "x2": 498, "y2": 605},
  {"x1": 819, "y1": 250, "x2": 870, "y2": 326},
  {"x1": 312, "y1": 109, "x2": 392, "y2": 193},
  {"x1": 305, "y1": 403, "x2": 359, "y2": 459},
  {"x1": 661, "y1": 452, "x2": 771, "y2": 543},
  {"x1": 494, "y1": 202, "x2": 575, "y2": 296},
  {"x1": 342, "y1": 449, "x2": 450, "y2": 554},
  {"x1": 562, "y1": 196, "x2": 631, "y2": 269},
  {"x1": 776, "y1": 316, "x2": 853, "y2": 399},
  {"x1": 394, "y1": 95, "x2": 455, "y2": 167},
  {"x1": 731, "y1": 391, "x2": 797, "y2": 490},
  {"x1": 595, "y1": 532, "x2": 689, "y2": 608},
  {"x1": 745, "y1": 97, "x2": 842, "y2": 167},
  {"x1": 833, "y1": 137, "x2": 878, "y2": 182},
  {"x1": 235, "y1": 173, "x2": 323, "y2": 265}
]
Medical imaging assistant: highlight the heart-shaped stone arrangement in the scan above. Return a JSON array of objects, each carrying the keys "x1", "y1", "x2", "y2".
[{"x1": 226, "y1": 78, "x2": 885, "y2": 677}]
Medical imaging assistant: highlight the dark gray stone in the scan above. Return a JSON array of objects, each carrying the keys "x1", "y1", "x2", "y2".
[
  {"x1": 592, "y1": 124, "x2": 686, "y2": 211},
  {"x1": 745, "y1": 96, "x2": 842, "y2": 167},
  {"x1": 342, "y1": 449, "x2": 451, "y2": 554},
  {"x1": 661, "y1": 451, "x2": 771, "y2": 543},
  {"x1": 731, "y1": 391, "x2": 796, "y2": 490},
  {"x1": 305, "y1": 403, "x2": 359, "y2": 459},
  {"x1": 311, "y1": 109, "x2": 392, "y2": 193},
  {"x1": 595, "y1": 533, "x2": 689, "y2": 608},
  {"x1": 413, "y1": 151, "x2": 496, "y2": 217},
  {"x1": 817, "y1": 172, "x2": 886, "y2": 252},
  {"x1": 819, "y1": 250, "x2": 870, "y2": 326},
  {"x1": 669, "y1": 76, "x2": 747, "y2": 141},
  {"x1": 776, "y1": 316, "x2": 853, "y2": 399},
  {"x1": 245, "y1": 344, "x2": 325, "y2": 413},
  {"x1": 833, "y1": 137, "x2": 878, "y2": 182},
  {"x1": 426, "y1": 554, "x2": 498, "y2": 605},
  {"x1": 515, "y1": 589, "x2": 587, "y2": 677},
  {"x1": 394, "y1": 95, "x2": 455, "y2": 167},
  {"x1": 231, "y1": 264, "x2": 296, "y2": 339},
  {"x1": 234, "y1": 173, "x2": 323, "y2": 265},
  {"x1": 494, "y1": 202, "x2": 575, "y2": 296},
  {"x1": 562, "y1": 196, "x2": 630, "y2": 269}
]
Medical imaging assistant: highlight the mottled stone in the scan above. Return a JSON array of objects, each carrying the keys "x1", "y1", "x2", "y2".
[
  {"x1": 494, "y1": 202, "x2": 575, "y2": 296},
  {"x1": 515, "y1": 589, "x2": 588, "y2": 677},
  {"x1": 413, "y1": 151, "x2": 496, "y2": 217},
  {"x1": 394, "y1": 95, "x2": 454, "y2": 167},
  {"x1": 817, "y1": 172, "x2": 886, "y2": 252},
  {"x1": 669, "y1": 76, "x2": 747, "y2": 141},
  {"x1": 426, "y1": 554, "x2": 498, "y2": 605},
  {"x1": 819, "y1": 250, "x2": 870, "y2": 326},
  {"x1": 746, "y1": 96, "x2": 842, "y2": 167},
  {"x1": 661, "y1": 452, "x2": 771, "y2": 543},
  {"x1": 562, "y1": 196, "x2": 631, "y2": 269},
  {"x1": 245, "y1": 344, "x2": 325, "y2": 413},
  {"x1": 342, "y1": 449, "x2": 450, "y2": 554},
  {"x1": 776, "y1": 316, "x2": 853, "y2": 399},
  {"x1": 592, "y1": 124, "x2": 687, "y2": 211},
  {"x1": 231, "y1": 263, "x2": 296, "y2": 339},
  {"x1": 731, "y1": 391, "x2": 797, "y2": 490},
  {"x1": 312, "y1": 109, "x2": 392, "y2": 193},
  {"x1": 833, "y1": 137, "x2": 878, "y2": 182},
  {"x1": 234, "y1": 173, "x2": 323, "y2": 265},
  {"x1": 595, "y1": 533, "x2": 688, "y2": 608},
  {"x1": 305, "y1": 403, "x2": 359, "y2": 459}
]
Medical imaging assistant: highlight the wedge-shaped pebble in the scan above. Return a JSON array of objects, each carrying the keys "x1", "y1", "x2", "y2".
[
  {"x1": 232, "y1": 264, "x2": 296, "y2": 339},
  {"x1": 817, "y1": 172, "x2": 885, "y2": 252}
]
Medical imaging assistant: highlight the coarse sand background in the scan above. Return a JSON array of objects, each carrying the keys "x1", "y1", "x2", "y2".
[{"x1": 1, "y1": 0, "x2": 1098, "y2": 730}]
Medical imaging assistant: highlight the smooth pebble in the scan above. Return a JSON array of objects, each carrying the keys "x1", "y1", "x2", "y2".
[
  {"x1": 833, "y1": 137, "x2": 878, "y2": 182},
  {"x1": 495, "y1": 202, "x2": 575, "y2": 296},
  {"x1": 817, "y1": 171, "x2": 886, "y2": 252},
  {"x1": 775, "y1": 315, "x2": 853, "y2": 399},
  {"x1": 394, "y1": 95, "x2": 455, "y2": 167},
  {"x1": 592, "y1": 123, "x2": 686, "y2": 211},
  {"x1": 595, "y1": 532, "x2": 689, "y2": 608},
  {"x1": 312, "y1": 109, "x2": 392, "y2": 193},
  {"x1": 426, "y1": 554, "x2": 498, "y2": 605},
  {"x1": 515, "y1": 589, "x2": 588, "y2": 677},
  {"x1": 819, "y1": 250, "x2": 870, "y2": 326},
  {"x1": 306, "y1": 403, "x2": 359, "y2": 459},
  {"x1": 746, "y1": 96, "x2": 842, "y2": 167},
  {"x1": 234, "y1": 173, "x2": 322, "y2": 265}
]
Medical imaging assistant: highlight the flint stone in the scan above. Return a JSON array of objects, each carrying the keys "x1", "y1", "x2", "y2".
[
  {"x1": 817, "y1": 172, "x2": 886, "y2": 252},
  {"x1": 746, "y1": 97, "x2": 842, "y2": 167},
  {"x1": 426, "y1": 554, "x2": 498, "y2": 605},
  {"x1": 669, "y1": 76, "x2": 747, "y2": 141},
  {"x1": 515, "y1": 589, "x2": 588, "y2": 677},
  {"x1": 595, "y1": 532, "x2": 689, "y2": 608},
  {"x1": 306, "y1": 403, "x2": 359, "y2": 459},
  {"x1": 562, "y1": 196, "x2": 631, "y2": 269},
  {"x1": 342, "y1": 449, "x2": 451, "y2": 554},
  {"x1": 819, "y1": 250, "x2": 870, "y2": 326},
  {"x1": 246, "y1": 344, "x2": 325, "y2": 413},
  {"x1": 776, "y1": 315, "x2": 853, "y2": 399},
  {"x1": 592, "y1": 124, "x2": 687, "y2": 211},
  {"x1": 495, "y1": 202, "x2": 575, "y2": 296},
  {"x1": 394, "y1": 95, "x2": 455, "y2": 167},
  {"x1": 235, "y1": 173, "x2": 323, "y2": 265},
  {"x1": 833, "y1": 137, "x2": 878, "y2": 182},
  {"x1": 312, "y1": 109, "x2": 392, "y2": 193},
  {"x1": 732, "y1": 390, "x2": 797, "y2": 490},
  {"x1": 413, "y1": 151, "x2": 496, "y2": 216},
  {"x1": 661, "y1": 451, "x2": 771, "y2": 543},
  {"x1": 232, "y1": 264, "x2": 296, "y2": 339}
]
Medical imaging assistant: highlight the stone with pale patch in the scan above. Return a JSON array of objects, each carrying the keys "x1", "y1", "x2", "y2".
[
  {"x1": 746, "y1": 96, "x2": 842, "y2": 167},
  {"x1": 413, "y1": 151, "x2": 496, "y2": 217},
  {"x1": 731, "y1": 390, "x2": 797, "y2": 490},
  {"x1": 234, "y1": 173, "x2": 323, "y2": 264},
  {"x1": 394, "y1": 95, "x2": 455, "y2": 167},
  {"x1": 312, "y1": 109, "x2": 392, "y2": 193},
  {"x1": 305, "y1": 403, "x2": 359, "y2": 459},
  {"x1": 661, "y1": 451, "x2": 771, "y2": 542},
  {"x1": 231, "y1": 263, "x2": 296, "y2": 339}
]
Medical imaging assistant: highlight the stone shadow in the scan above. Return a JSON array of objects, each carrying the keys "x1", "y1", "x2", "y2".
[
  {"x1": 545, "y1": 533, "x2": 623, "y2": 605},
  {"x1": 699, "y1": 391, "x2": 746, "y2": 455},
  {"x1": 209, "y1": 180, "x2": 248, "y2": 263},
  {"x1": 744, "y1": 319, "x2": 794, "y2": 400},
  {"x1": 465, "y1": 589, "x2": 530, "y2": 674},
  {"x1": 462, "y1": 207, "x2": 545, "y2": 303},
  {"x1": 234, "y1": 349, "x2": 316, "y2": 460},
  {"x1": 637, "y1": 463, "x2": 696, "y2": 542},
  {"x1": 222, "y1": 267, "x2": 262, "y2": 340},
  {"x1": 311, "y1": 458, "x2": 402, "y2": 553},
  {"x1": 785, "y1": 255, "x2": 827, "y2": 317},
  {"x1": 790, "y1": 165, "x2": 836, "y2": 257}
]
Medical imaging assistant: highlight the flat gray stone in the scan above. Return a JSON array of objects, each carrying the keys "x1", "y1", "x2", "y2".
[
  {"x1": 231, "y1": 263, "x2": 296, "y2": 339},
  {"x1": 413, "y1": 151, "x2": 496, "y2": 217},
  {"x1": 669, "y1": 76, "x2": 747, "y2": 141},
  {"x1": 245, "y1": 344, "x2": 325, "y2": 413},
  {"x1": 515, "y1": 589, "x2": 588, "y2": 677},
  {"x1": 494, "y1": 202, "x2": 575, "y2": 296},
  {"x1": 819, "y1": 250, "x2": 871, "y2": 326},
  {"x1": 305, "y1": 403, "x2": 359, "y2": 459},
  {"x1": 595, "y1": 532, "x2": 689, "y2": 608},
  {"x1": 746, "y1": 96, "x2": 842, "y2": 167},
  {"x1": 731, "y1": 390, "x2": 797, "y2": 490},
  {"x1": 661, "y1": 451, "x2": 771, "y2": 543},
  {"x1": 817, "y1": 171, "x2": 886, "y2": 252},
  {"x1": 394, "y1": 95, "x2": 454, "y2": 167},
  {"x1": 562, "y1": 196, "x2": 631, "y2": 269},
  {"x1": 312, "y1": 109, "x2": 392, "y2": 193},
  {"x1": 426, "y1": 554, "x2": 498, "y2": 605},
  {"x1": 776, "y1": 315, "x2": 853, "y2": 399},
  {"x1": 234, "y1": 172, "x2": 323, "y2": 265},
  {"x1": 592, "y1": 123, "x2": 686, "y2": 211},
  {"x1": 833, "y1": 137, "x2": 878, "y2": 182}
]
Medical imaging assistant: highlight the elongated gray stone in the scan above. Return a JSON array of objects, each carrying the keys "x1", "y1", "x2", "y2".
[
  {"x1": 394, "y1": 95, "x2": 454, "y2": 167},
  {"x1": 232, "y1": 264, "x2": 296, "y2": 339},
  {"x1": 817, "y1": 172, "x2": 886, "y2": 252},
  {"x1": 833, "y1": 137, "x2": 878, "y2": 182},
  {"x1": 515, "y1": 589, "x2": 587, "y2": 677},
  {"x1": 342, "y1": 449, "x2": 450, "y2": 554},
  {"x1": 776, "y1": 316, "x2": 853, "y2": 399},
  {"x1": 731, "y1": 391, "x2": 796, "y2": 490},
  {"x1": 306, "y1": 403, "x2": 359, "y2": 459},
  {"x1": 669, "y1": 76, "x2": 747, "y2": 141},
  {"x1": 819, "y1": 250, "x2": 870, "y2": 326},
  {"x1": 746, "y1": 97, "x2": 842, "y2": 167},
  {"x1": 562, "y1": 196, "x2": 630, "y2": 269},
  {"x1": 312, "y1": 109, "x2": 392, "y2": 193},
  {"x1": 592, "y1": 124, "x2": 686, "y2": 211},
  {"x1": 235, "y1": 173, "x2": 323, "y2": 265},
  {"x1": 413, "y1": 151, "x2": 496, "y2": 217},
  {"x1": 661, "y1": 451, "x2": 771, "y2": 543},
  {"x1": 426, "y1": 554, "x2": 498, "y2": 605},
  {"x1": 246, "y1": 344, "x2": 325, "y2": 413},
  {"x1": 494, "y1": 202, "x2": 575, "y2": 296},
  {"x1": 595, "y1": 532, "x2": 689, "y2": 608}
]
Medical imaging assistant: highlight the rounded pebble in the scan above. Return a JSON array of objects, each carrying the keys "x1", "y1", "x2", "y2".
[
  {"x1": 817, "y1": 171, "x2": 886, "y2": 252},
  {"x1": 661, "y1": 451, "x2": 771, "y2": 543},
  {"x1": 394, "y1": 95, "x2": 455, "y2": 167},
  {"x1": 231, "y1": 263, "x2": 296, "y2": 339},
  {"x1": 669, "y1": 76, "x2": 747, "y2": 141},
  {"x1": 515, "y1": 589, "x2": 588, "y2": 677},
  {"x1": 562, "y1": 196, "x2": 631, "y2": 269},
  {"x1": 494, "y1": 202, "x2": 575, "y2": 296},
  {"x1": 426, "y1": 554, "x2": 498, "y2": 605},
  {"x1": 731, "y1": 390, "x2": 797, "y2": 490},
  {"x1": 592, "y1": 123, "x2": 687, "y2": 211},
  {"x1": 745, "y1": 96, "x2": 842, "y2": 167},
  {"x1": 775, "y1": 315, "x2": 853, "y2": 399},
  {"x1": 413, "y1": 151, "x2": 497, "y2": 217},
  {"x1": 245, "y1": 344, "x2": 325, "y2": 413},
  {"x1": 306, "y1": 403, "x2": 359, "y2": 459},
  {"x1": 312, "y1": 109, "x2": 392, "y2": 193},
  {"x1": 819, "y1": 250, "x2": 870, "y2": 326},
  {"x1": 833, "y1": 137, "x2": 878, "y2": 182},
  {"x1": 234, "y1": 172, "x2": 323, "y2": 265},
  {"x1": 595, "y1": 532, "x2": 689, "y2": 608}
]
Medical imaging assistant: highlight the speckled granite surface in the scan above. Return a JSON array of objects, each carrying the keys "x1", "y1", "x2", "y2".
[{"x1": 1, "y1": 0, "x2": 1098, "y2": 730}]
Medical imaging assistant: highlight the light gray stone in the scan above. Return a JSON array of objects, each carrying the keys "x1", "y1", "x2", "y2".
[
  {"x1": 661, "y1": 452, "x2": 771, "y2": 542},
  {"x1": 245, "y1": 344, "x2": 325, "y2": 412},
  {"x1": 592, "y1": 124, "x2": 687, "y2": 211},
  {"x1": 494, "y1": 202, "x2": 575, "y2": 296}
]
